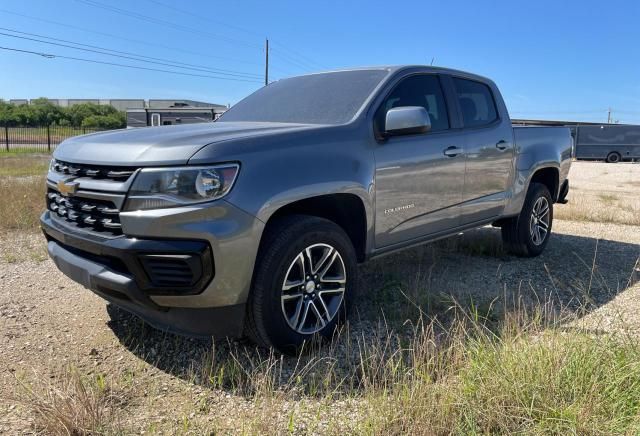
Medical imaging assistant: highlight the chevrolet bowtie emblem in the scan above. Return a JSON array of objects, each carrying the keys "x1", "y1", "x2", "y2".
[{"x1": 57, "y1": 178, "x2": 79, "y2": 196}]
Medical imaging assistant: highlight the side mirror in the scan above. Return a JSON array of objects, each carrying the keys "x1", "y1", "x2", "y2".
[{"x1": 385, "y1": 106, "x2": 431, "y2": 136}]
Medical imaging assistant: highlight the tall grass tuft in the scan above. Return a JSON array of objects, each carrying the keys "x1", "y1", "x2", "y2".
[{"x1": 17, "y1": 367, "x2": 127, "y2": 435}]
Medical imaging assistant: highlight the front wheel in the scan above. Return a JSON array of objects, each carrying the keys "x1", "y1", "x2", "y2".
[
  {"x1": 245, "y1": 215, "x2": 357, "y2": 354},
  {"x1": 501, "y1": 183, "x2": 553, "y2": 257}
]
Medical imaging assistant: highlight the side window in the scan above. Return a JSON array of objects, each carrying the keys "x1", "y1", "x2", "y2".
[
  {"x1": 376, "y1": 75, "x2": 449, "y2": 133},
  {"x1": 452, "y1": 78, "x2": 498, "y2": 128}
]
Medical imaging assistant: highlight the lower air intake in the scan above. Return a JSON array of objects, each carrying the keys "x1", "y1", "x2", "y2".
[{"x1": 138, "y1": 254, "x2": 203, "y2": 288}]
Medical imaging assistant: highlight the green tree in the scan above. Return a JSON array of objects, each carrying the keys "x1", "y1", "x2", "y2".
[
  {"x1": 0, "y1": 101, "x2": 15, "y2": 126},
  {"x1": 29, "y1": 98, "x2": 64, "y2": 125},
  {"x1": 64, "y1": 103, "x2": 124, "y2": 127},
  {"x1": 81, "y1": 113, "x2": 126, "y2": 129},
  {"x1": 0, "y1": 100, "x2": 126, "y2": 128}
]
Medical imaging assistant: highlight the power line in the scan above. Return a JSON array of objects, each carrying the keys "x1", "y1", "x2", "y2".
[
  {"x1": 613, "y1": 109, "x2": 640, "y2": 115},
  {"x1": 0, "y1": 5, "x2": 313, "y2": 80},
  {"x1": 138, "y1": 0, "x2": 326, "y2": 72},
  {"x1": 0, "y1": 45, "x2": 264, "y2": 83},
  {"x1": 73, "y1": 0, "x2": 263, "y2": 49},
  {"x1": 269, "y1": 42, "x2": 328, "y2": 70},
  {"x1": 269, "y1": 48, "x2": 316, "y2": 73},
  {"x1": 0, "y1": 28, "x2": 263, "y2": 79},
  {"x1": 0, "y1": 8, "x2": 264, "y2": 67},
  {"x1": 142, "y1": 0, "x2": 265, "y2": 38}
]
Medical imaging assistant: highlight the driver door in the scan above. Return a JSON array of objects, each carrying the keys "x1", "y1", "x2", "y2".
[{"x1": 373, "y1": 74, "x2": 466, "y2": 248}]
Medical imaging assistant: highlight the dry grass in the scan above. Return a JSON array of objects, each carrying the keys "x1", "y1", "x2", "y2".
[
  {"x1": 16, "y1": 367, "x2": 128, "y2": 435},
  {"x1": 555, "y1": 194, "x2": 640, "y2": 226},
  {"x1": 10, "y1": 265, "x2": 640, "y2": 433},
  {"x1": 38, "y1": 299, "x2": 640, "y2": 435},
  {"x1": 0, "y1": 155, "x2": 48, "y2": 232},
  {"x1": 0, "y1": 176, "x2": 46, "y2": 232},
  {"x1": 0, "y1": 154, "x2": 50, "y2": 177},
  {"x1": 555, "y1": 162, "x2": 640, "y2": 226}
]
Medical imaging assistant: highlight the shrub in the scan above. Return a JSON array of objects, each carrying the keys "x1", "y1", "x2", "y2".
[{"x1": 81, "y1": 114, "x2": 125, "y2": 129}]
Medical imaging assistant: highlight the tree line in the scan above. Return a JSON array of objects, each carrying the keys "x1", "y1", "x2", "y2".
[{"x1": 0, "y1": 98, "x2": 126, "y2": 129}]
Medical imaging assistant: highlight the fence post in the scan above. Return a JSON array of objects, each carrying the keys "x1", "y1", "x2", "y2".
[
  {"x1": 47, "y1": 125, "x2": 51, "y2": 152},
  {"x1": 4, "y1": 126, "x2": 8, "y2": 152}
]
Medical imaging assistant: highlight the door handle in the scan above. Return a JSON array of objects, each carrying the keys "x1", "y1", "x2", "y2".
[
  {"x1": 496, "y1": 140, "x2": 508, "y2": 150},
  {"x1": 443, "y1": 146, "x2": 462, "y2": 157}
]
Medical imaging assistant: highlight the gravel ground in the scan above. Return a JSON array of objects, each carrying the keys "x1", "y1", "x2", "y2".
[
  {"x1": 1, "y1": 161, "x2": 639, "y2": 433},
  {"x1": 555, "y1": 161, "x2": 640, "y2": 225}
]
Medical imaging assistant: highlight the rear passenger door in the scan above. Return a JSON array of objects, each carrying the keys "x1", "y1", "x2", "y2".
[
  {"x1": 452, "y1": 77, "x2": 514, "y2": 224},
  {"x1": 373, "y1": 74, "x2": 466, "y2": 248}
]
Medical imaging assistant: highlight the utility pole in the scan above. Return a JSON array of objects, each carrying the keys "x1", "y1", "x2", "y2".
[
  {"x1": 607, "y1": 107, "x2": 611, "y2": 124},
  {"x1": 265, "y1": 38, "x2": 269, "y2": 86}
]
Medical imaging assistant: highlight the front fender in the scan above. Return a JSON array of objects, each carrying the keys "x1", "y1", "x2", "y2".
[
  {"x1": 252, "y1": 181, "x2": 374, "y2": 225},
  {"x1": 210, "y1": 134, "x2": 376, "y2": 254}
]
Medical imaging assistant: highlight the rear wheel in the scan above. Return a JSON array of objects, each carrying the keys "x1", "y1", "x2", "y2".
[
  {"x1": 607, "y1": 152, "x2": 621, "y2": 163},
  {"x1": 501, "y1": 183, "x2": 553, "y2": 257},
  {"x1": 245, "y1": 215, "x2": 356, "y2": 354}
]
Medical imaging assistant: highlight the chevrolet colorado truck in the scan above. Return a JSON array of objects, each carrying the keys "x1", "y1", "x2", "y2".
[{"x1": 42, "y1": 66, "x2": 572, "y2": 353}]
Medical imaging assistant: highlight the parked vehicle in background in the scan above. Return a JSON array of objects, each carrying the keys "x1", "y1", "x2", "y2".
[
  {"x1": 41, "y1": 66, "x2": 572, "y2": 354},
  {"x1": 126, "y1": 106, "x2": 227, "y2": 128},
  {"x1": 575, "y1": 124, "x2": 640, "y2": 163}
]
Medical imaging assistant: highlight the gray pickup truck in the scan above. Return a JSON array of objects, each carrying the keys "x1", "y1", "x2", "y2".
[{"x1": 41, "y1": 66, "x2": 572, "y2": 353}]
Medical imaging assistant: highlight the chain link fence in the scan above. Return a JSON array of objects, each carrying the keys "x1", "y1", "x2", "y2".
[{"x1": 1, "y1": 125, "x2": 113, "y2": 153}]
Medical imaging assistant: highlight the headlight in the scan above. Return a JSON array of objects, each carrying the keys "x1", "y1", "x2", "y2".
[{"x1": 124, "y1": 164, "x2": 239, "y2": 211}]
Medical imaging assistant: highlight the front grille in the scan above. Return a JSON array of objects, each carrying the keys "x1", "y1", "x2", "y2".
[
  {"x1": 139, "y1": 254, "x2": 202, "y2": 288},
  {"x1": 47, "y1": 189, "x2": 123, "y2": 235},
  {"x1": 52, "y1": 159, "x2": 137, "y2": 181}
]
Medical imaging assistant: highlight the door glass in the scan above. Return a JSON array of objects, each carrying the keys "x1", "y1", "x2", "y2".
[
  {"x1": 376, "y1": 75, "x2": 449, "y2": 133},
  {"x1": 452, "y1": 78, "x2": 498, "y2": 128},
  {"x1": 151, "y1": 113, "x2": 161, "y2": 126}
]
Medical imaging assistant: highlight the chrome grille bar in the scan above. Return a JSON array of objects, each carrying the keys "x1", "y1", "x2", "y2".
[
  {"x1": 52, "y1": 160, "x2": 137, "y2": 181},
  {"x1": 47, "y1": 190, "x2": 123, "y2": 235}
]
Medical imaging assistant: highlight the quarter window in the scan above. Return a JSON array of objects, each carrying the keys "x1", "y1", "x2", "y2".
[
  {"x1": 376, "y1": 75, "x2": 449, "y2": 133},
  {"x1": 453, "y1": 78, "x2": 498, "y2": 128}
]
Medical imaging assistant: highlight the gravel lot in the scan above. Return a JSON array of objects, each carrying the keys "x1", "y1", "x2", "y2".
[
  {"x1": 1, "y1": 161, "x2": 639, "y2": 433},
  {"x1": 555, "y1": 161, "x2": 640, "y2": 225}
]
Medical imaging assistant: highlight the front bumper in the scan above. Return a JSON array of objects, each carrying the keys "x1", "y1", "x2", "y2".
[{"x1": 41, "y1": 199, "x2": 264, "y2": 338}]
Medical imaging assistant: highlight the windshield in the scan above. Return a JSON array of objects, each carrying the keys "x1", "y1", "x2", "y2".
[{"x1": 218, "y1": 69, "x2": 389, "y2": 125}]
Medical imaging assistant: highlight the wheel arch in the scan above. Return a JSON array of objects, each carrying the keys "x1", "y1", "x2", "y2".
[
  {"x1": 503, "y1": 162, "x2": 561, "y2": 216},
  {"x1": 529, "y1": 166, "x2": 559, "y2": 201},
  {"x1": 260, "y1": 193, "x2": 370, "y2": 262}
]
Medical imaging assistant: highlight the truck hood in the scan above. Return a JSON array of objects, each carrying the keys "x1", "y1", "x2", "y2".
[{"x1": 53, "y1": 121, "x2": 317, "y2": 166}]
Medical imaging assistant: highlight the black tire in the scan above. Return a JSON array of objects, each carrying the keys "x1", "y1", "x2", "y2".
[
  {"x1": 245, "y1": 215, "x2": 357, "y2": 354},
  {"x1": 606, "y1": 152, "x2": 621, "y2": 163},
  {"x1": 501, "y1": 183, "x2": 553, "y2": 257}
]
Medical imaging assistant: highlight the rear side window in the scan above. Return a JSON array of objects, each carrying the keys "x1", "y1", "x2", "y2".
[
  {"x1": 376, "y1": 75, "x2": 449, "y2": 132},
  {"x1": 453, "y1": 78, "x2": 498, "y2": 128}
]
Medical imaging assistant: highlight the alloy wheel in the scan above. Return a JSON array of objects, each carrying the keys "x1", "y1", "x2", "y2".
[
  {"x1": 529, "y1": 196, "x2": 550, "y2": 246},
  {"x1": 280, "y1": 243, "x2": 346, "y2": 334}
]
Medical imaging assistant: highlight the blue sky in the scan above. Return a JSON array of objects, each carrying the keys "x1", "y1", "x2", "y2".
[{"x1": 1, "y1": 0, "x2": 639, "y2": 123}]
